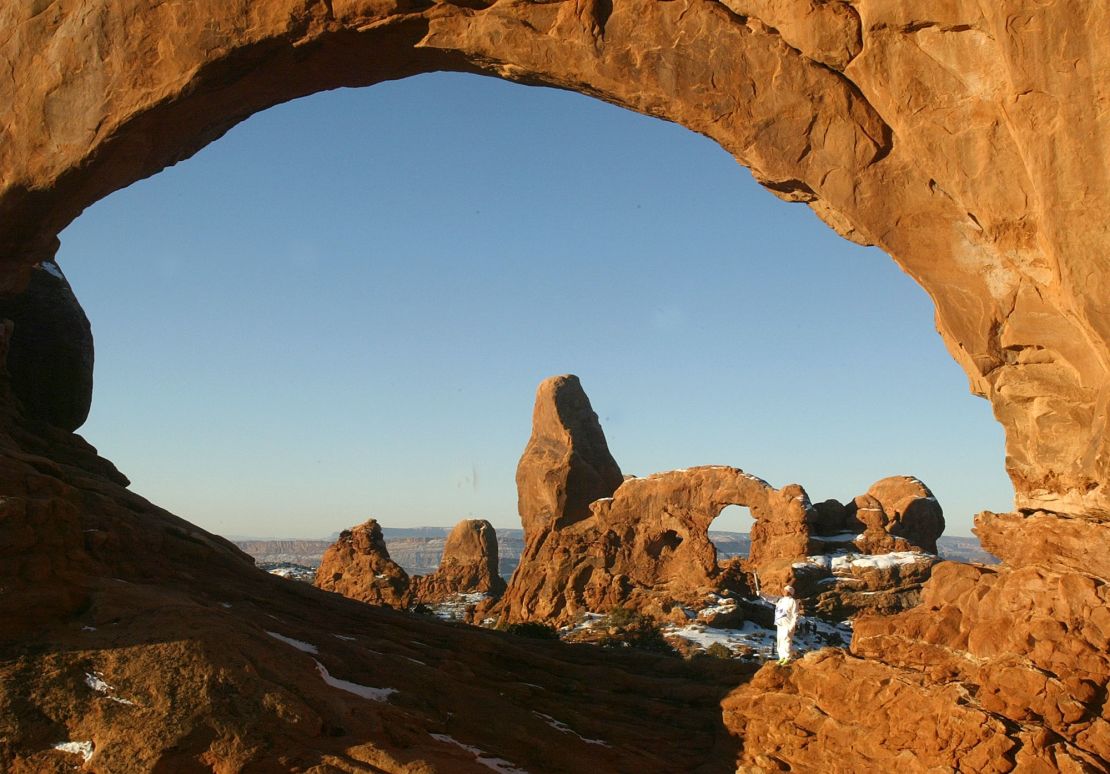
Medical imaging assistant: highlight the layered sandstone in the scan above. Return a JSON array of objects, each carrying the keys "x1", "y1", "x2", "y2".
[{"x1": 723, "y1": 511, "x2": 1109, "y2": 771}]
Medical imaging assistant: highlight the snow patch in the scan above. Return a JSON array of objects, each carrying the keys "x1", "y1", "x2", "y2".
[
  {"x1": 333, "y1": 633, "x2": 356, "y2": 641},
  {"x1": 533, "y1": 712, "x2": 611, "y2": 747},
  {"x1": 52, "y1": 741, "x2": 94, "y2": 762},
  {"x1": 429, "y1": 734, "x2": 530, "y2": 773},
  {"x1": 811, "y1": 532, "x2": 860, "y2": 542},
  {"x1": 39, "y1": 261, "x2": 65, "y2": 280},
  {"x1": 265, "y1": 631, "x2": 319, "y2": 654},
  {"x1": 85, "y1": 672, "x2": 136, "y2": 706},
  {"x1": 315, "y1": 660, "x2": 396, "y2": 702}
]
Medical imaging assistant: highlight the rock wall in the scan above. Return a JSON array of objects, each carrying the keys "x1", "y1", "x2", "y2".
[{"x1": 1, "y1": 1, "x2": 1109, "y2": 520}]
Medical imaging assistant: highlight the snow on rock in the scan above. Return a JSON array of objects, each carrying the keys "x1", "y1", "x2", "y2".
[
  {"x1": 84, "y1": 672, "x2": 136, "y2": 705},
  {"x1": 431, "y1": 592, "x2": 489, "y2": 622},
  {"x1": 332, "y1": 633, "x2": 356, "y2": 641},
  {"x1": 429, "y1": 733, "x2": 530, "y2": 773},
  {"x1": 265, "y1": 631, "x2": 318, "y2": 654},
  {"x1": 52, "y1": 740, "x2": 94, "y2": 762},
  {"x1": 665, "y1": 614, "x2": 851, "y2": 660},
  {"x1": 803, "y1": 551, "x2": 933, "y2": 574},
  {"x1": 533, "y1": 712, "x2": 611, "y2": 747},
  {"x1": 40, "y1": 260, "x2": 65, "y2": 280},
  {"x1": 314, "y1": 660, "x2": 396, "y2": 702}
]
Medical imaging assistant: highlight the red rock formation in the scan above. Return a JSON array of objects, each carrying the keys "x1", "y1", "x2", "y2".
[
  {"x1": 314, "y1": 519, "x2": 413, "y2": 609},
  {"x1": 850, "y1": 475, "x2": 945, "y2": 554},
  {"x1": 411, "y1": 519, "x2": 506, "y2": 603},
  {"x1": 500, "y1": 376, "x2": 815, "y2": 622},
  {"x1": 515, "y1": 375, "x2": 624, "y2": 539},
  {"x1": 1, "y1": 2, "x2": 1109, "y2": 770},
  {"x1": 723, "y1": 511, "x2": 1110, "y2": 770},
  {"x1": 0, "y1": 344, "x2": 747, "y2": 772}
]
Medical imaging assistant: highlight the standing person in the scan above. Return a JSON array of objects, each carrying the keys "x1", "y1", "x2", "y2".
[{"x1": 774, "y1": 585, "x2": 799, "y2": 664}]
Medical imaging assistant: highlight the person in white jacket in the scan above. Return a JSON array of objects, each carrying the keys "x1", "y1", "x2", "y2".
[{"x1": 774, "y1": 585, "x2": 799, "y2": 664}]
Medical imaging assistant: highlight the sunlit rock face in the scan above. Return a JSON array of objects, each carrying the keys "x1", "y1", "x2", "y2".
[
  {"x1": 315, "y1": 519, "x2": 414, "y2": 609},
  {"x1": 411, "y1": 518, "x2": 506, "y2": 602},
  {"x1": 500, "y1": 375, "x2": 941, "y2": 624},
  {"x1": 1, "y1": 1, "x2": 1109, "y2": 520}
]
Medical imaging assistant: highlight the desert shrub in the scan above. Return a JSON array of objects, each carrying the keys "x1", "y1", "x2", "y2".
[
  {"x1": 605, "y1": 606, "x2": 638, "y2": 628},
  {"x1": 503, "y1": 621, "x2": 560, "y2": 640},
  {"x1": 599, "y1": 615, "x2": 676, "y2": 655},
  {"x1": 704, "y1": 642, "x2": 734, "y2": 660}
]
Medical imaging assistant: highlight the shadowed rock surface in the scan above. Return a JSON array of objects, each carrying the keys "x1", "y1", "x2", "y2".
[{"x1": 0, "y1": 259, "x2": 92, "y2": 431}]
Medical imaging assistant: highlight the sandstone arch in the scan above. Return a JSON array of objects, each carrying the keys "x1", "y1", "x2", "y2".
[
  {"x1": 3, "y1": 1, "x2": 1109, "y2": 525},
  {"x1": 2, "y1": 2, "x2": 1110, "y2": 770}
]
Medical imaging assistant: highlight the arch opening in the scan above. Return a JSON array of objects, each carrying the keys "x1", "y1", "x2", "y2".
[
  {"x1": 710, "y1": 504, "x2": 755, "y2": 562},
  {"x1": 52, "y1": 72, "x2": 1011, "y2": 544}
]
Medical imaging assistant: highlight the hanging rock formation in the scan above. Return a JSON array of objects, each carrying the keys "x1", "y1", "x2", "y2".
[
  {"x1": 314, "y1": 519, "x2": 413, "y2": 609},
  {"x1": 0, "y1": 259, "x2": 93, "y2": 431},
  {"x1": 411, "y1": 518, "x2": 506, "y2": 603}
]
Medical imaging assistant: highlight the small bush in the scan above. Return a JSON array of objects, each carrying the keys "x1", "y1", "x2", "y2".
[
  {"x1": 605, "y1": 606, "x2": 638, "y2": 628},
  {"x1": 598, "y1": 614, "x2": 676, "y2": 655},
  {"x1": 503, "y1": 622, "x2": 560, "y2": 640},
  {"x1": 704, "y1": 642, "x2": 734, "y2": 660}
]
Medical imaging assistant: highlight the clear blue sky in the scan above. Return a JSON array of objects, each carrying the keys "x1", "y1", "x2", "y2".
[{"x1": 58, "y1": 71, "x2": 1012, "y2": 539}]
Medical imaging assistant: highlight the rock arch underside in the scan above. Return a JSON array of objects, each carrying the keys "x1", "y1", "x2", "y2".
[{"x1": 0, "y1": 1, "x2": 1108, "y2": 772}]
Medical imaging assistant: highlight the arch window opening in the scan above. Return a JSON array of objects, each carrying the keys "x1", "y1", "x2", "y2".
[
  {"x1": 55, "y1": 71, "x2": 1012, "y2": 548},
  {"x1": 710, "y1": 504, "x2": 755, "y2": 562}
]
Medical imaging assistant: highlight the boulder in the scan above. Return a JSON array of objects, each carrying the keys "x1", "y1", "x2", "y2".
[
  {"x1": 314, "y1": 519, "x2": 412, "y2": 609},
  {"x1": 0, "y1": 260, "x2": 93, "y2": 431}
]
